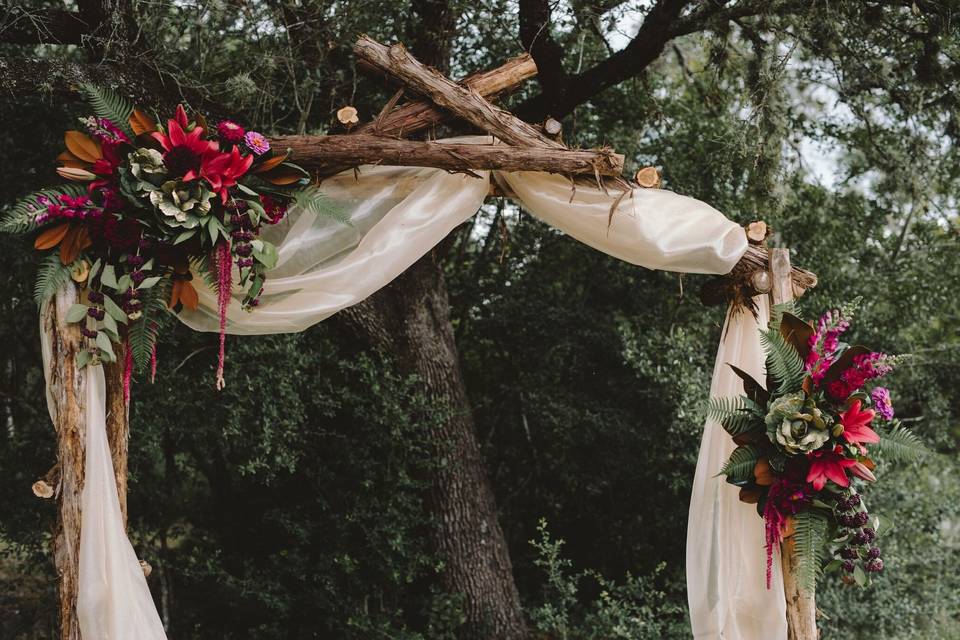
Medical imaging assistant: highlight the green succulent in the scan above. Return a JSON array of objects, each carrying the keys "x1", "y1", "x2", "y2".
[
  {"x1": 766, "y1": 391, "x2": 831, "y2": 455},
  {"x1": 149, "y1": 180, "x2": 214, "y2": 229},
  {"x1": 128, "y1": 148, "x2": 167, "y2": 186}
]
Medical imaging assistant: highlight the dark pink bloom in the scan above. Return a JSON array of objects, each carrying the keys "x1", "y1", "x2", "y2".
[
  {"x1": 840, "y1": 400, "x2": 879, "y2": 452},
  {"x1": 806, "y1": 449, "x2": 857, "y2": 491},
  {"x1": 244, "y1": 131, "x2": 270, "y2": 155},
  {"x1": 806, "y1": 309, "x2": 850, "y2": 385},
  {"x1": 216, "y1": 120, "x2": 246, "y2": 143},
  {"x1": 828, "y1": 352, "x2": 899, "y2": 399},
  {"x1": 260, "y1": 194, "x2": 288, "y2": 224},
  {"x1": 200, "y1": 146, "x2": 254, "y2": 203},
  {"x1": 152, "y1": 105, "x2": 218, "y2": 180}
]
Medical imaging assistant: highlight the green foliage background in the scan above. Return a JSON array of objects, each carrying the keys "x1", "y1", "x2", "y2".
[{"x1": 1, "y1": 1, "x2": 959, "y2": 638}]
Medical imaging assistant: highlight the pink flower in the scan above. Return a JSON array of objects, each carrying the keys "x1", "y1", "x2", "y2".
[
  {"x1": 151, "y1": 105, "x2": 219, "y2": 180},
  {"x1": 199, "y1": 146, "x2": 254, "y2": 203},
  {"x1": 840, "y1": 400, "x2": 880, "y2": 451},
  {"x1": 216, "y1": 120, "x2": 246, "y2": 144},
  {"x1": 806, "y1": 449, "x2": 857, "y2": 491},
  {"x1": 806, "y1": 309, "x2": 850, "y2": 385},
  {"x1": 244, "y1": 131, "x2": 270, "y2": 155}
]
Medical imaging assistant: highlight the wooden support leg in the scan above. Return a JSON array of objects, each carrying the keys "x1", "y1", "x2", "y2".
[
  {"x1": 769, "y1": 248, "x2": 818, "y2": 640},
  {"x1": 43, "y1": 284, "x2": 88, "y2": 640}
]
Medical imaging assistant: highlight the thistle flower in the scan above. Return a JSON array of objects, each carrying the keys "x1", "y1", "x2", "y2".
[{"x1": 244, "y1": 131, "x2": 270, "y2": 155}]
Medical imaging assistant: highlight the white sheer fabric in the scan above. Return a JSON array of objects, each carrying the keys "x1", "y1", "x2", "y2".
[
  {"x1": 40, "y1": 148, "x2": 781, "y2": 639},
  {"x1": 686, "y1": 296, "x2": 788, "y2": 640},
  {"x1": 41, "y1": 293, "x2": 167, "y2": 640}
]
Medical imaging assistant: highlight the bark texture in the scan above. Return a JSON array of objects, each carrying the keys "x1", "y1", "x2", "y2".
[
  {"x1": 43, "y1": 285, "x2": 89, "y2": 640},
  {"x1": 340, "y1": 259, "x2": 528, "y2": 639},
  {"x1": 770, "y1": 248, "x2": 818, "y2": 640},
  {"x1": 102, "y1": 343, "x2": 129, "y2": 526},
  {"x1": 276, "y1": 134, "x2": 624, "y2": 176}
]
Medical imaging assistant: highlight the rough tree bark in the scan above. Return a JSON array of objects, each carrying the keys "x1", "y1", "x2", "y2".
[
  {"x1": 43, "y1": 285, "x2": 89, "y2": 640},
  {"x1": 332, "y1": 21, "x2": 530, "y2": 640},
  {"x1": 275, "y1": 134, "x2": 624, "y2": 176}
]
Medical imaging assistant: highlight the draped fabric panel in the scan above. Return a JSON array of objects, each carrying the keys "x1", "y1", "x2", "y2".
[
  {"x1": 686, "y1": 296, "x2": 788, "y2": 639},
  {"x1": 39, "y1": 148, "x2": 784, "y2": 639}
]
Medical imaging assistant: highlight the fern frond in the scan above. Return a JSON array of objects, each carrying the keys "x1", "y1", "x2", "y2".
[
  {"x1": 79, "y1": 84, "x2": 135, "y2": 139},
  {"x1": 128, "y1": 278, "x2": 173, "y2": 372},
  {"x1": 876, "y1": 422, "x2": 926, "y2": 462},
  {"x1": 760, "y1": 328, "x2": 806, "y2": 394},
  {"x1": 769, "y1": 301, "x2": 801, "y2": 330},
  {"x1": 791, "y1": 510, "x2": 829, "y2": 594},
  {"x1": 2, "y1": 184, "x2": 87, "y2": 234},
  {"x1": 719, "y1": 445, "x2": 760, "y2": 484},
  {"x1": 291, "y1": 185, "x2": 351, "y2": 225},
  {"x1": 33, "y1": 255, "x2": 73, "y2": 306},
  {"x1": 707, "y1": 396, "x2": 764, "y2": 435}
]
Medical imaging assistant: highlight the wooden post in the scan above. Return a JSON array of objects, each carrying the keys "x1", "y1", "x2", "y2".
[
  {"x1": 43, "y1": 284, "x2": 89, "y2": 640},
  {"x1": 102, "y1": 343, "x2": 129, "y2": 526},
  {"x1": 768, "y1": 248, "x2": 818, "y2": 640}
]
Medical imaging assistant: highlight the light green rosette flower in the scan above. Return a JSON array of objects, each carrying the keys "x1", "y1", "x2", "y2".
[
  {"x1": 766, "y1": 391, "x2": 830, "y2": 455},
  {"x1": 149, "y1": 180, "x2": 214, "y2": 229}
]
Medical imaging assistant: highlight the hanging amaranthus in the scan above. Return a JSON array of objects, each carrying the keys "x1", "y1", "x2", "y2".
[{"x1": 214, "y1": 239, "x2": 232, "y2": 390}]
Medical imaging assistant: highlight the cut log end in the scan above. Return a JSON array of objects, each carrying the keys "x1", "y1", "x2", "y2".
[
  {"x1": 747, "y1": 220, "x2": 769, "y2": 244},
  {"x1": 32, "y1": 480, "x2": 55, "y2": 499},
  {"x1": 635, "y1": 166, "x2": 661, "y2": 188},
  {"x1": 543, "y1": 117, "x2": 562, "y2": 136},
  {"x1": 140, "y1": 560, "x2": 153, "y2": 577}
]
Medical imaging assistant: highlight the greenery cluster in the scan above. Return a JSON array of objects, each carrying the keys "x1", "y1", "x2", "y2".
[{"x1": 2, "y1": 1, "x2": 960, "y2": 639}]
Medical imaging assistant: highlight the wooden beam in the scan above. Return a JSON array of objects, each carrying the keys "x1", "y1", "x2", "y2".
[
  {"x1": 276, "y1": 134, "x2": 625, "y2": 177},
  {"x1": 43, "y1": 284, "x2": 88, "y2": 640},
  {"x1": 699, "y1": 243, "x2": 817, "y2": 308},
  {"x1": 354, "y1": 36, "x2": 566, "y2": 150},
  {"x1": 355, "y1": 53, "x2": 538, "y2": 138},
  {"x1": 769, "y1": 248, "x2": 819, "y2": 640}
]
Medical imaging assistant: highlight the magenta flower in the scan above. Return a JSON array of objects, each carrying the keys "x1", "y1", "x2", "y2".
[
  {"x1": 828, "y1": 352, "x2": 900, "y2": 399},
  {"x1": 806, "y1": 449, "x2": 858, "y2": 491},
  {"x1": 871, "y1": 387, "x2": 894, "y2": 420},
  {"x1": 244, "y1": 131, "x2": 270, "y2": 155},
  {"x1": 216, "y1": 120, "x2": 246, "y2": 143},
  {"x1": 806, "y1": 309, "x2": 850, "y2": 385}
]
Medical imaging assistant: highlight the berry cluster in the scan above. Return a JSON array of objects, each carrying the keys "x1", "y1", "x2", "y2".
[{"x1": 835, "y1": 491, "x2": 883, "y2": 578}]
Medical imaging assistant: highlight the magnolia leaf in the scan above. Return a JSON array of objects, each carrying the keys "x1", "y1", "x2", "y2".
[
  {"x1": 251, "y1": 151, "x2": 290, "y2": 174},
  {"x1": 103, "y1": 295, "x2": 127, "y2": 324},
  {"x1": 129, "y1": 108, "x2": 156, "y2": 136},
  {"x1": 66, "y1": 304, "x2": 89, "y2": 323},
  {"x1": 727, "y1": 363, "x2": 769, "y2": 405},
  {"x1": 100, "y1": 264, "x2": 119, "y2": 289},
  {"x1": 64, "y1": 131, "x2": 102, "y2": 163},
  {"x1": 779, "y1": 312, "x2": 814, "y2": 361},
  {"x1": 821, "y1": 345, "x2": 871, "y2": 387}
]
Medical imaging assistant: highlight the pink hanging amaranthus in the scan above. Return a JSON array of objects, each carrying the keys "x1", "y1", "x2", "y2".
[
  {"x1": 762, "y1": 476, "x2": 813, "y2": 589},
  {"x1": 123, "y1": 337, "x2": 133, "y2": 407},
  {"x1": 150, "y1": 341, "x2": 158, "y2": 384},
  {"x1": 214, "y1": 239, "x2": 232, "y2": 390}
]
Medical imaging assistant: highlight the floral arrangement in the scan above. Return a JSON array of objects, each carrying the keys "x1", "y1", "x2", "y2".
[
  {"x1": 709, "y1": 302, "x2": 923, "y2": 592},
  {"x1": 2, "y1": 86, "x2": 337, "y2": 392}
]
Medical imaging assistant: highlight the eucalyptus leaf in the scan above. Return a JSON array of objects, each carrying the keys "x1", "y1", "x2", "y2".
[
  {"x1": 253, "y1": 241, "x2": 279, "y2": 270},
  {"x1": 101, "y1": 312, "x2": 119, "y2": 338},
  {"x1": 853, "y1": 564, "x2": 867, "y2": 587},
  {"x1": 89, "y1": 258, "x2": 102, "y2": 282},
  {"x1": 139, "y1": 276, "x2": 162, "y2": 289},
  {"x1": 76, "y1": 350, "x2": 91, "y2": 368},
  {"x1": 95, "y1": 332, "x2": 116, "y2": 362}
]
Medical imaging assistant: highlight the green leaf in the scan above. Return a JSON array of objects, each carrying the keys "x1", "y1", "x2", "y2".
[
  {"x1": 101, "y1": 312, "x2": 118, "y2": 337},
  {"x1": 78, "y1": 84, "x2": 135, "y2": 139},
  {"x1": 253, "y1": 241, "x2": 279, "y2": 270},
  {"x1": 100, "y1": 264, "x2": 119, "y2": 289},
  {"x1": 853, "y1": 564, "x2": 867, "y2": 587},
  {"x1": 174, "y1": 229, "x2": 197, "y2": 245},
  {"x1": 792, "y1": 510, "x2": 829, "y2": 594},
  {"x1": 33, "y1": 254, "x2": 73, "y2": 306},
  {"x1": 95, "y1": 332, "x2": 116, "y2": 362},
  {"x1": 759, "y1": 326, "x2": 806, "y2": 395},
  {"x1": 138, "y1": 276, "x2": 162, "y2": 289},
  {"x1": 103, "y1": 295, "x2": 128, "y2": 324},
  {"x1": 875, "y1": 422, "x2": 926, "y2": 462},
  {"x1": 207, "y1": 216, "x2": 220, "y2": 245},
  {"x1": 290, "y1": 184, "x2": 351, "y2": 225},
  {"x1": 117, "y1": 275, "x2": 132, "y2": 291},
  {"x1": 88, "y1": 258, "x2": 102, "y2": 282},
  {"x1": 719, "y1": 445, "x2": 760, "y2": 484},
  {"x1": 129, "y1": 280, "x2": 172, "y2": 372},
  {"x1": 76, "y1": 350, "x2": 91, "y2": 368},
  {"x1": 66, "y1": 304, "x2": 89, "y2": 323}
]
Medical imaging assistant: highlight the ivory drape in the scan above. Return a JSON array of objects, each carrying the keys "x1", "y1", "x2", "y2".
[
  {"x1": 39, "y1": 148, "x2": 786, "y2": 639},
  {"x1": 686, "y1": 296, "x2": 788, "y2": 639}
]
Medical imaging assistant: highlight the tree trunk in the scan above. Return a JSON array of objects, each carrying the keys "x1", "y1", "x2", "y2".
[
  {"x1": 102, "y1": 343, "x2": 129, "y2": 526},
  {"x1": 339, "y1": 254, "x2": 528, "y2": 639},
  {"x1": 769, "y1": 248, "x2": 818, "y2": 640},
  {"x1": 43, "y1": 285, "x2": 89, "y2": 640}
]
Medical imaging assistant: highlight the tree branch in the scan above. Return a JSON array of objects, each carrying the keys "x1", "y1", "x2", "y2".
[
  {"x1": 519, "y1": 0, "x2": 568, "y2": 116},
  {"x1": 0, "y1": 8, "x2": 88, "y2": 45}
]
